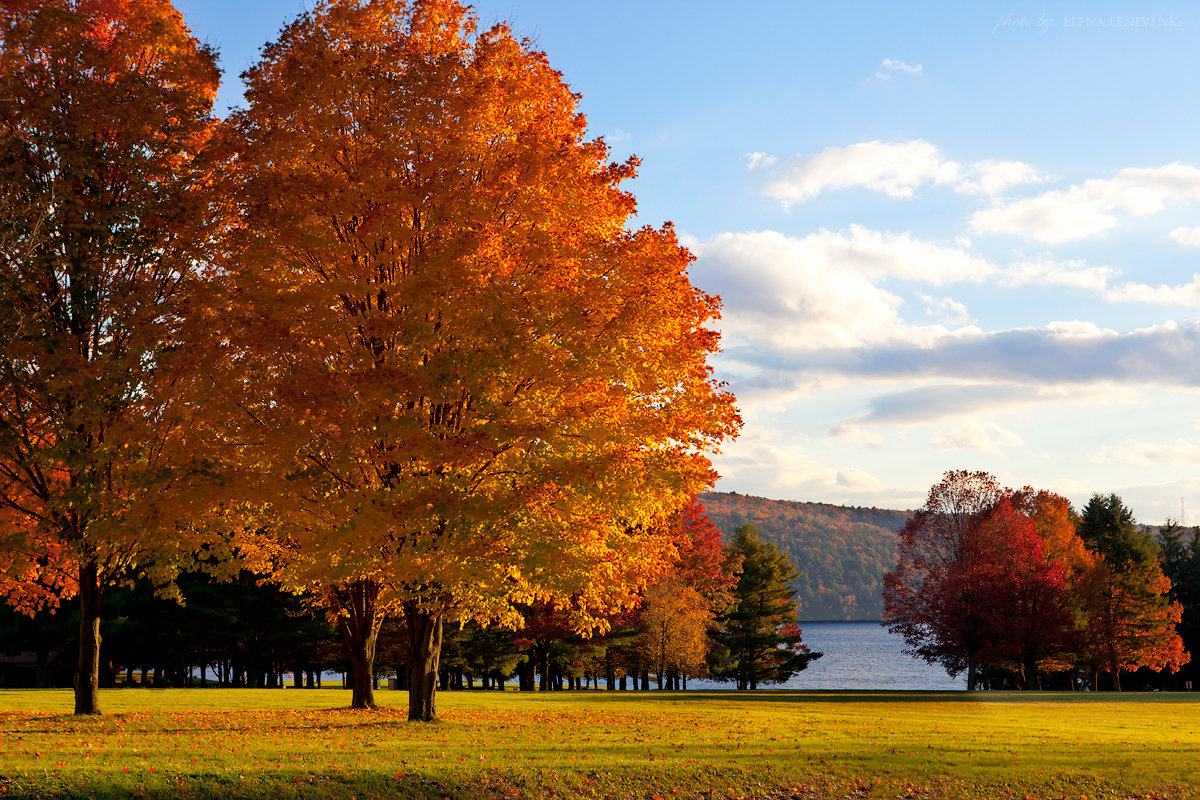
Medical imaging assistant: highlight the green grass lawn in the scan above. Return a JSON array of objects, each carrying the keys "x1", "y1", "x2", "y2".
[{"x1": 1, "y1": 687, "x2": 1196, "y2": 799}]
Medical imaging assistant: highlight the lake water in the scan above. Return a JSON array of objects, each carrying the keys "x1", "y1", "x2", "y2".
[{"x1": 695, "y1": 621, "x2": 966, "y2": 691}]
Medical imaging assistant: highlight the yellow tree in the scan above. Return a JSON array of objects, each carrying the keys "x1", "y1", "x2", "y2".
[
  {"x1": 0, "y1": 0, "x2": 220, "y2": 714},
  {"x1": 208, "y1": 0, "x2": 739, "y2": 719},
  {"x1": 640, "y1": 577, "x2": 713, "y2": 687}
]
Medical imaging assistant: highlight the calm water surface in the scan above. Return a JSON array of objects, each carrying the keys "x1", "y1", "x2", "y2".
[{"x1": 697, "y1": 621, "x2": 965, "y2": 691}]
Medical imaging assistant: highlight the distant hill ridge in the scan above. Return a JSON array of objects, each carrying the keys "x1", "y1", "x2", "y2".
[{"x1": 698, "y1": 491, "x2": 910, "y2": 622}]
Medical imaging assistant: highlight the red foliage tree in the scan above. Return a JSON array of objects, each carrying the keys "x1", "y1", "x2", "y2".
[
  {"x1": 971, "y1": 499, "x2": 1076, "y2": 689},
  {"x1": 883, "y1": 471, "x2": 1005, "y2": 689}
]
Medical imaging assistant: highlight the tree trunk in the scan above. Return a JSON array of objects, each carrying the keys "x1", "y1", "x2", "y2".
[
  {"x1": 519, "y1": 656, "x2": 534, "y2": 691},
  {"x1": 404, "y1": 602, "x2": 444, "y2": 722},
  {"x1": 74, "y1": 561, "x2": 102, "y2": 715},
  {"x1": 966, "y1": 656, "x2": 977, "y2": 692},
  {"x1": 332, "y1": 579, "x2": 384, "y2": 710},
  {"x1": 1111, "y1": 663, "x2": 1122, "y2": 692},
  {"x1": 538, "y1": 646, "x2": 550, "y2": 691},
  {"x1": 1023, "y1": 657, "x2": 1041, "y2": 691}
]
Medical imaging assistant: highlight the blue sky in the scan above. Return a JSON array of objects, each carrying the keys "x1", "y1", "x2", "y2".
[{"x1": 177, "y1": 0, "x2": 1200, "y2": 522}]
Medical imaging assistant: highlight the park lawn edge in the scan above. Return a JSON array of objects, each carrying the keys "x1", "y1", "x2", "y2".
[{"x1": 0, "y1": 688, "x2": 1196, "y2": 799}]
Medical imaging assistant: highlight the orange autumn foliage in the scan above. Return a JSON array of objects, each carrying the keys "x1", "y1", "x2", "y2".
[
  {"x1": 1077, "y1": 494, "x2": 1188, "y2": 689},
  {"x1": 0, "y1": 0, "x2": 220, "y2": 713},
  {"x1": 202, "y1": 0, "x2": 739, "y2": 714}
]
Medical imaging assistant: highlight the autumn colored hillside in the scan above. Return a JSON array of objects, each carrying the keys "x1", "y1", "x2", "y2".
[{"x1": 699, "y1": 492, "x2": 909, "y2": 621}]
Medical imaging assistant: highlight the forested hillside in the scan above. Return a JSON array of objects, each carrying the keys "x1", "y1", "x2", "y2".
[{"x1": 699, "y1": 492, "x2": 909, "y2": 621}]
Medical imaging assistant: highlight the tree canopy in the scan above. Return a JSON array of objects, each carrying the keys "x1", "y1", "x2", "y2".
[
  {"x1": 885, "y1": 472, "x2": 1187, "y2": 691},
  {"x1": 206, "y1": 0, "x2": 739, "y2": 718},
  {"x1": 0, "y1": 0, "x2": 220, "y2": 714}
]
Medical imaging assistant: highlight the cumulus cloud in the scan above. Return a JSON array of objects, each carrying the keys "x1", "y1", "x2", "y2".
[
  {"x1": 999, "y1": 258, "x2": 1117, "y2": 292},
  {"x1": 1113, "y1": 278, "x2": 1200, "y2": 305},
  {"x1": 1170, "y1": 226, "x2": 1200, "y2": 246},
  {"x1": 745, "y1": 152, "x2": 777, "y2": 171},
  {"x1": 918, "y1": 293, "x2": 972, "y2": 326},
  {"x1": 1092, "y1": 439, "x2": 1200, "y2": 466},
  {"x1": 972, "y1": 163, "x2": 1200, "y2": 242},
  {"x1": 762, "y1": 140, "x2": 959, "y2": 206},
  {"x1": 691, "y1": 227, "x2": 994, "y2": 353},
  {"x1": 692, "y1": 230, "x2": 1200, "y2": 403},
  {"x1": 956, "y1": 160, "x2": 1043, "y2": 196},
  {"x1": 757, "y1": 140, "x2": 1040, "y2": 207},
  {"x1": 1104, "y1": 274, "x2": 1200, "y2": 306},
  {"x1": 930, "y1": 421, "x2": 1024, "y2": 455},
  {"x1": 1044, "y1": 320, "x2": 1117, "y2": 338}
]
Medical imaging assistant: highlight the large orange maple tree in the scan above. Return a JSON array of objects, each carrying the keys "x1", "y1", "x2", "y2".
[
  {"x1": 0, "y1": 0, "x2": 220, "y2": 713},
  {"x1": 208, "y1": 0, "x2": 739, "y2": 719}
]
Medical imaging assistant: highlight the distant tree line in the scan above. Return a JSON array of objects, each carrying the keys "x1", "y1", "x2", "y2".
[
  {"x1": 0, "y1": 501, "x2": 821, "y2": 692},
  {"x1": 885, "y1": 471, "x2": 1190, "y2": 691}
]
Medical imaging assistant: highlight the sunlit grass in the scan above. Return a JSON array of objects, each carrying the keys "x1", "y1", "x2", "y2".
[{"x1": 1, "y1": 688, "x2": 1196, "y2": 798}]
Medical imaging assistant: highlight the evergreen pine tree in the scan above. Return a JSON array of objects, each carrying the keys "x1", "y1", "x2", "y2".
[
  {"x1": 1158, "y1": 520, "x2": 1200, "y2": 688},
  {"x1": 1077, "y1": 494, "x2": 1188, "y2": 690},
  {"x1": 712, "y1": 524, "x2": 820, "y2": 688}
]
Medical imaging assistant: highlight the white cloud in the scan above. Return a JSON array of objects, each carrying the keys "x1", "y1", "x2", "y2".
[
  {"x1": 972, "y1": 163, "x2": 1200, "y2": 242},
  {"x1": 762, "y1": 140, "x2": 959, "y2": 206},
  {"x1": 873, "y1": 58, "x2": 924, "y2": 81},
  {"x1": 723, "y1": 318, "x2": 1200, "y2": 405},
  {"x1": 1104, "y1": 274, "x2": 1200, "y2": 306},
  {"x1": 829, "y1": 423, "x2": 884, "y2": 446},
  {"x1": 826, "y1": 320, "x2": 1200, "y2": 386},
  {"x1": 691, "y1": 227, "x2": 994, "y2": 353},
  {"x1": 930, "y1": 421, "x2": 1024, "y2": 455},
  {"x1": 957, "y1": 160, "x2": 1043, "y2": 196},
  {"x1": 1170, "y1": 226, "x2": 1200, "y2": 246},
  {"x1": 1092, "y1": 439, "x2": 1200, "y2": 466},
  {"x1": 1000, "y1": 258, "x2": 1117, "y2": 292},
  {"x1": 713, "y1": 429, "x2": 922, "y2": 507},
  {"x1": 918, "y1": 293, "x2": 972, "y2": 326},
  {"x1": 832, "y1": 382, "x2": 1127, "y2": 429},
  {"x1": 883, "y1": 58, "x2": 923, "y2": 75},
  {"x1": 745, "y1": 152, "x2": 777, "y2": 171},
  {"x1": 1044, "y1": 320, "x2": 1118, "y2": 339},
  {"x1": 837, "y1": 467, "x2": 886, "y2": 490},
  {"x1": 759, "y1": 140, "x2": 1040, "y2": 207}
]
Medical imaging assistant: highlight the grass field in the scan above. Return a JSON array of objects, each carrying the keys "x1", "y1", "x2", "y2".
[{"x1": 1, "y1": 688, "x2": 1197, "y2": 799}]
